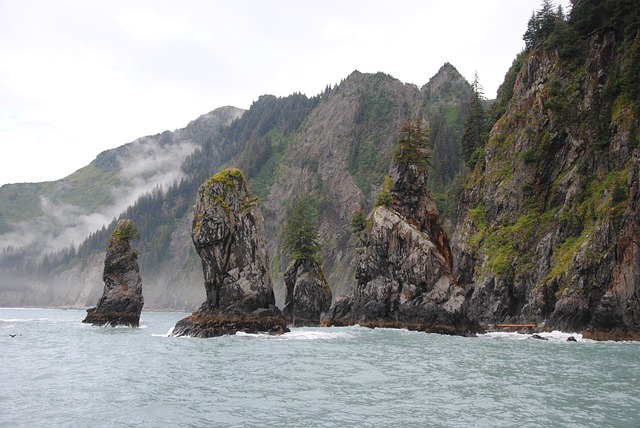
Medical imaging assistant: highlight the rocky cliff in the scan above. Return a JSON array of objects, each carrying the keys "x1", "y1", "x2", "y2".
[
  {"x1": 283, "y1": 258, "x2": 332, "y2": 326},
  {"x1": 585, "y1": 151, "x2": 640, "y2": 340},
  {"x1": 453, "y1": 12, "x2": 640, "y2": 339},
  {"x1": 82, "y1": 219, "x2": 144, "y2": 327},
  {"x1": 170, "y1": 168, "x2": 287, "y2": 337},
  {"x1": 325, "y1": 119, "x2": 481, "y2": 336}
]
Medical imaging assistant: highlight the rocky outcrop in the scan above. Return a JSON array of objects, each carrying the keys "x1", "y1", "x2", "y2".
[
  {"x1": 170, "y1": 168, "x2": 288, "y2": 337},
  {"x1": 0, "y1": 67, "x2": 472, "y2": 311},
  {"x1": 83, "y1": 219, "x2": 144, "y2": 327},
  {"x1": 283, "y1": 258, "x2": 332, "y2": 326},
  {"x1": 453, "y1": 23, "x2": 640, "y2": 339},
  {"x1": 585, "y1": 152, "x2": 640, "y2": 340},
  {"x1": 325, "y1": 135, "x2": 482, "y2": 336}
]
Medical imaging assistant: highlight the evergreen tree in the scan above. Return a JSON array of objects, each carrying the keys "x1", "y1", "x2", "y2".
[
  {"x1": 350, "y1": 208, "x2": 367, "y2": 233},
  {"x1": 392, "y1": 115, "x2": 431, "y2": 171},
  {"x1": 461, "y1": 72, "x2": 487, "y2": 165},
  {"x1": 283, "y1": 197, "x2": 320, "y2": 261},
  {"x1": 524, "y1": 0, "x2": 573, "y2": 51},
  {"x1": 570, "y1": 0, "x2": 640, "y2": 41}
]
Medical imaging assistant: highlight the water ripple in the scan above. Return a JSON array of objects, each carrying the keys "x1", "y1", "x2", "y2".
[{"x1": 1, "y1": 309, "x2": 639, "y2": 427}]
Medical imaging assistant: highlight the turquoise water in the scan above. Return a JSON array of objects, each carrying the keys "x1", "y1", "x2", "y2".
[{"x1": 1, "y1": 308, "x2": 639, "y2": 427}]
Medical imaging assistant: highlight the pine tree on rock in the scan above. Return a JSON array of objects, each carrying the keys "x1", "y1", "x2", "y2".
[
  {"x1": 392, "y1": 115, "x2": 431, "y2": 173},
  {"x1": 282, "y1": 197, "x2": 331, "y2": 326},
  {"x1": 461, "y1": 72, "x2": 487, "y2": 165},
  {"x1": 283, "y1": 197, "x2": 320, "y2": 261}
]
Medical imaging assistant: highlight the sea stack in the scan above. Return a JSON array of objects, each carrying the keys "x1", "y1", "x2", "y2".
[
  {"x1": 325, "y1": 117, "x2": 482, "y2": 336},
  {"x1": 283, "y1": 258, "x2": 332, "y2": 326},
  {"x1": 170, "y1": 168, "x2": 288, "y2": 337},
  {"x1": 83, "y1": 219, "x2": 144, "y2": 327}
]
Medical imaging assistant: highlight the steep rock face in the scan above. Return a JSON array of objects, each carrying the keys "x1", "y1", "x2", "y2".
[
  {"x1": 283, "y1": 258, "x2": 332, "y2": 326},
  {"x1": 453, "y1": 28, "x2": 640, "y2": 338},
  {"x1": 326, "y1": 156, "x2": 481, "y2": 336},
  {"x1": 585, "y1": 152, "x2": 640, "y2": 340},
  {"x1": 82, "y1": 219, "x2": 144, "y2": 327},
  {"x1": 171, "y1": 168, "x2": 287, "y2": 337},
  {"x1": 325, "y1": 205, "x2": 479, "y2": 335},
  {"x1": 390, "y1": 153, "x2": 453, "y2": 267}
]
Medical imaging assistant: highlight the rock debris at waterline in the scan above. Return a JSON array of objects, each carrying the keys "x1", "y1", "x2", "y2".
[{"x1": 170, "y1": 168, "x2": 288, "y2": 337}]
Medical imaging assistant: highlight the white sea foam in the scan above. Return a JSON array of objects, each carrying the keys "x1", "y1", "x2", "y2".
[
  {"x1": 478, "y1": 330, "x2": 585, "y2": 342},
  {"x1": 234, "y1": 328, "x2": 354, "y2": 341},
  {"x1": 0, "y1": 318, "x2": 50, "y2": 323},
  {"x1": 283, "y1": 329, "x2": 354, "y2": 340}
]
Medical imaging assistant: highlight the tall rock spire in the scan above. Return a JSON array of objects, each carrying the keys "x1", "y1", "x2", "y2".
[
  {"x1": 171, "y1": 168, "x2": 288, "y2": 337},
  {"x1": 83, "y1": 219, "x2": 144, "y2": 327},
  {"x1": 325, "y1": 117, "x2": 481, "y2": 335}
]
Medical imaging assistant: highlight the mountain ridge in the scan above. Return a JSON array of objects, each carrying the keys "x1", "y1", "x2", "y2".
[{"x1": 0, "y1": 66, "x2": 471, "y2": 309}]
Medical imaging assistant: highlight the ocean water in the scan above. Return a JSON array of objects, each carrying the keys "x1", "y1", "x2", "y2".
[{"x1": 1, "y1": 308, "x2": 639, "y2": 428}]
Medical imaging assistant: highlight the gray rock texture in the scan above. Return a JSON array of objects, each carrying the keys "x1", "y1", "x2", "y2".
[
  {"x1": 452, "y1": 30, "x2": 640, "y2": 340},
  {"x1": 283, "y1": 258, "x2": 332, "y2": 326},
  {"x1": 585, "y1": 152, "x2": 640, "y2": 340},
  {"x1": 83, "y1": 219, "x2": 144, "y2": 327},
  {"x1": 171, "y1": 168, "x2": 287, "y2": 337},
  {"x1": 325, "y1": 147, "x2": 482, "y2": 336}
]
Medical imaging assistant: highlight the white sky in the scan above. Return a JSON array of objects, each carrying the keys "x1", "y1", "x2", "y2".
[{"x1": 0, "y1": 0, "x2": 570, "y2": 186}]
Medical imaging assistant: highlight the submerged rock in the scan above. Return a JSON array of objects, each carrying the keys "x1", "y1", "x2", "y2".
[
  {"x1": 83, "y1": 219, "x2": 144, "y2": 327},
  {"x1": 171, "y1": 168, "x2": 288, "y2": 337},
  {"x1": 283, "y1": 258, "x2": 332, "y2": 326},
  {"x1": 529, "y1": 334, "x2": 548, "y2": 341}
]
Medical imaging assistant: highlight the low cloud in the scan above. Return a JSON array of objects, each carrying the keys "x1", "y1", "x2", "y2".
[{"x1": 0, "y1": 135, "x2": 198, "y2": 258}]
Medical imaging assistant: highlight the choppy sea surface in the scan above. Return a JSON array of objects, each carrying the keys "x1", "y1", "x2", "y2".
[{"x1": 1, "y1": 308, "x2": 639, "y2": 427}]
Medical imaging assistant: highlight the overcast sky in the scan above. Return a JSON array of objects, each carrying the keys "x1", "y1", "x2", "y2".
[{"x1": 0, "y1": 0, "x2": 570, "y2": 186}]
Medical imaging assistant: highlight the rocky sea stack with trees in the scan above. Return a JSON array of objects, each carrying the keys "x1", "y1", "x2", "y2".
[
  {"x1": 325, "y1": 117, "x2": 483, "y2": 336},
  {"x1": 282, "y1": 197, "x2": 332, "y2": 326},
  {"x1": 82, "y1": 219, "x2": 144, "y2": 327},
  {"x1": 170, "y1": 168, "x2": 288, "y2": 337}
]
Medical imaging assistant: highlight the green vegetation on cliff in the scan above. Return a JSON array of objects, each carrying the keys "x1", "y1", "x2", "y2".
[
  {"x1": 283, "y1": 197, "x2": 320, "y2": 262},
  {"x1": 455, "y1": 0, "x2": 640, "y2": 330},
  {"x1": 111, "y1": 220, "x2": 140, "y2": 244},
  {"x1": 2, "y1": 64, "x2": 475, "y2": 308}
]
